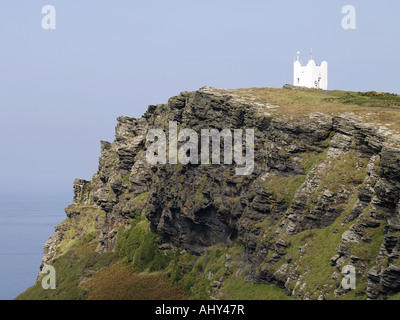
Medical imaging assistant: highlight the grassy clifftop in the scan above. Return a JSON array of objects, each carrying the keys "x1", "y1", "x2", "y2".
[{"x1": 216, "y1": 86, "x2": 400, "y2": 128}]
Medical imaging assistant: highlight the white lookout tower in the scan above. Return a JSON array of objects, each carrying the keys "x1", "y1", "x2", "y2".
[{"x1": 294, "y1": 50, "x2": 328, "y2": 90}]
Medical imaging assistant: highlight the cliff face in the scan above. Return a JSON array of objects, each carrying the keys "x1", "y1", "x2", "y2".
[{"x1": 32, "y1": 87, "x2": 400, "y2": 300}]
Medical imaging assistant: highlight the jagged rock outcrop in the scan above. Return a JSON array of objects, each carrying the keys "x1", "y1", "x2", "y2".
[{"x1": 40, "y1": 86, "x2": 400, "y2": 300}]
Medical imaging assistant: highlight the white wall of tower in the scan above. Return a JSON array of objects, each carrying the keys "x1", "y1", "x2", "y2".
[{"x1": 293, "y1": 56, "x2": 328, "y2": 90}]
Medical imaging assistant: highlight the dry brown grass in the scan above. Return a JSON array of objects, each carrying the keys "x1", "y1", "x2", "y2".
[
  {"x1": 227, "y1": 87, "x2": 400, "y2": 130},
  {"x1": 85, "y1": 261, "x2": 187, "y2": 300}
]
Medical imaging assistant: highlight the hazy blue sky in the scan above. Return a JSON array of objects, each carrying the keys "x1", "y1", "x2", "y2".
[{"x1": 0, "y1": 0, "x2": 399, "y2": 197}]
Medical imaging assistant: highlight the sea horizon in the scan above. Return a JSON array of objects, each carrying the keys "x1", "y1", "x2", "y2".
[{"x1": 0, "y1": 194, "x2": 69, "y2": 300}]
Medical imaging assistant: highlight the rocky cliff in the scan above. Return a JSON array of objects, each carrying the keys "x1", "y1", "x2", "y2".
[{"x1": 19, "y1": 86, "x2": 400, "y2": 300}]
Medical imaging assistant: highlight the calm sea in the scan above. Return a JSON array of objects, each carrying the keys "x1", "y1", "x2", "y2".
[{"x1": 0, "y1": 195, "x2": 68, "y2": 300}]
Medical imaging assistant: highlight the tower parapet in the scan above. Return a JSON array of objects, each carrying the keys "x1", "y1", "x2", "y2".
[{"x1": 294, "y1": 51, "x2": 328, "y2": 90}]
